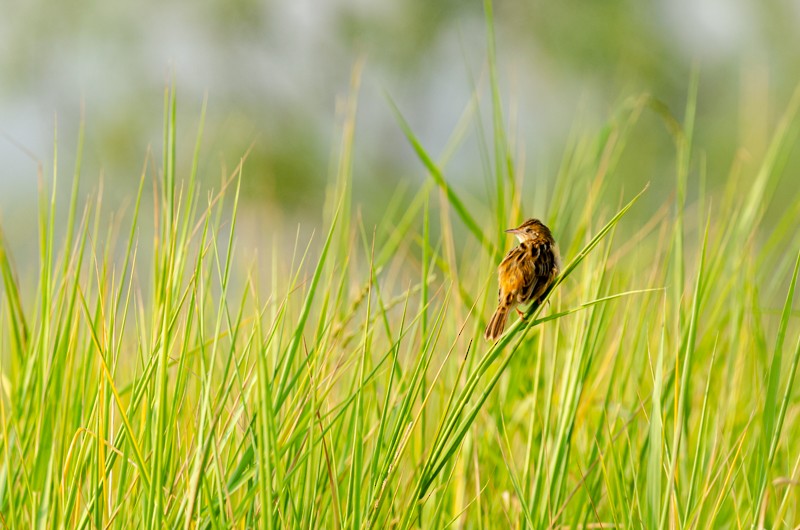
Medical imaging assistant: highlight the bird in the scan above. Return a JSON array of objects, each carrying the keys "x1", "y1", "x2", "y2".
[{"x1": 484, "y1": 218, "x2": 559, "y2": 341}]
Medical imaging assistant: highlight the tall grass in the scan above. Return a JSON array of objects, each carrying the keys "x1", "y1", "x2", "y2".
[{"x1": 2, "y1": 22, "x2": 800, "y2": 530}]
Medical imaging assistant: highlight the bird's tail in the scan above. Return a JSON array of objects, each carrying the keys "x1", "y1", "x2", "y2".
[{"x1": 484, "y1": 305, "x2": 509, "y2": 341}]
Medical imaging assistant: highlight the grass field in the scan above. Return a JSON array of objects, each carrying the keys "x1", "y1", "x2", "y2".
[{"x1": 3, "y1": 22, "x2": 800, "y2": 530}]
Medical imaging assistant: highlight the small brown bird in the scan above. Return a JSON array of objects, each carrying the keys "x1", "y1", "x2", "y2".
[{"x1": 485, "y1": 218, "x2": 559, "y2": 341}]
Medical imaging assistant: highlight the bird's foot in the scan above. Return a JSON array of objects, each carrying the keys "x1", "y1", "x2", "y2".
[{"x1": 515, "y1": 308, "x2": 527, "y2": 319}]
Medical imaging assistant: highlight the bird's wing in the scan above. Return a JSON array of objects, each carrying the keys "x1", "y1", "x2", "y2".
[
  {"x1": 521, "y1": 241, "x2": 557, "y2": 303},
  {"x1": 497, "y1": 241, "x2": 558, "y2": 305}
]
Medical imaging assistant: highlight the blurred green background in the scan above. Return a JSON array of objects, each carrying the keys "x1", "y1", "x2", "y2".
[{"x1": 2, "y1": 0, "x2": 799, "y2": 241}]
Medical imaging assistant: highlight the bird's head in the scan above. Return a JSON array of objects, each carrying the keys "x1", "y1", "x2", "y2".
[{"x1": 505, "y1": 218, "x2": 551, "y2": 243}]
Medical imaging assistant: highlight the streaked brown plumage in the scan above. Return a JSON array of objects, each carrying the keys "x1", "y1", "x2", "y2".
[{"x1": 484, "y1": 218, "x2": 559, "y2": 341}]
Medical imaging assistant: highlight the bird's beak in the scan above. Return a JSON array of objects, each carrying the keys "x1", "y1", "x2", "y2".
[{"x1": 505, "y1": 228, "x2": 521, "y2": 234}]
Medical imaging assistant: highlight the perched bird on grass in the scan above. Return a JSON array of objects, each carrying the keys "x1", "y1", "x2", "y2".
[{"x1": 484, "y1": 218, "x2": 559, "y2": 341}]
